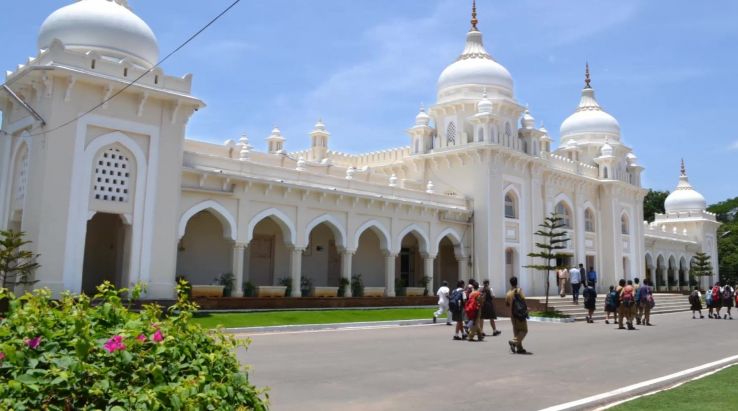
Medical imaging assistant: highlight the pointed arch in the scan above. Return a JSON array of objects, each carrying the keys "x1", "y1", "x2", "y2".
[
  {"x1": 304, "y1": 213, "x2": 347, "y2": 249},
  {"x1": 620, "y1": 211, "x2": 631, "y2": 235},
  {"x1": 553, "y1": 194, "x2": 574, "y2": 229},
  {"x1": 352, "y1": 219, "x2": 390, "y2": 252},
  {"x1": 178, "y1": 200, "x2": 237, "y2": 241},
  {"x1": 503, "y1": 185, "x2": 520, "y2": 219},
  {"x1": 394, "y1": 223, "x2": 430, "y2": 255},
  {"x1": 432, "y1": 227, "x2": 465, "y2": 257},
  {"x1": 246, "y1": 207, "x2": 296, "y2": 246}
]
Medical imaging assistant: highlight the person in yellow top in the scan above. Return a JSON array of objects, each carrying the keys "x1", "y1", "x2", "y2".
[{"x1": 505, "y1": 276, "x2": 530, "y2": 354}]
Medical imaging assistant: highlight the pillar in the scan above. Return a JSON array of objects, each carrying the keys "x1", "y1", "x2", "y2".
[
  {"x1": 341, "y1": 250, "x2": 354, "y2": 297},
  {"x1": 423, "y1": 255, "x2": 435, "y2": 295},
  {"x1": 384, "y1": 252, "x2": 397, "y2": 297},
  {"x1": 290, "y1": 247, "x2": 304, "y2": 297},
  {"x1": 232, "y1": 243, "x2": 246, "y2": 297},
  {"x1": 458, "y1": 257, "x2": 469, "y2": 281}
]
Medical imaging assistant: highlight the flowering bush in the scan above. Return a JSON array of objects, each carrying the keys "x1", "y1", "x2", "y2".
[{"x1": 0, "y1": 282, "x2": 268, "y2": 410}]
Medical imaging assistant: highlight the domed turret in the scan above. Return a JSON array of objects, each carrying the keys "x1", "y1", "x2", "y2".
[
  {"x1": 437, "y1": 1, "x2": 513, "y2": 101},
  {"x1": 38, "y1": 0, "x2": 159, "y2": 68},
  {"x1": 560, "y1": 64, "x2": 620, "y2": 143},
  {"x1": 521, "y1": 108, "x2": 535, "y2": 129},
  {"x1": 664, "y1": 160, "x2": 707, "y2": 213},
  {"x1": 477, "y1": 89, "x2": 493, "y2": 114},
  {"x1": 415, "y1": 105, "x2": 431, "y2": 126},
  {"x1": 600, "y1": 138, "x2": 614, "y2": 157}
]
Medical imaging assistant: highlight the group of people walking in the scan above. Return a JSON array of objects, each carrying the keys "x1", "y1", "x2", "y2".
[
  {"x1": 689, "y1": 282, "x2": 735, "y2": 320},
  {"x1": 433, "y1": 277, "x2": 530, "y2": 354},
  {"x1": 602, "y1": 278, "x2": 655, "y2": 329}
]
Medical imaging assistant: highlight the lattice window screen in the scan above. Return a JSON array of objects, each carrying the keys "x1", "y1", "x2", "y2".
[
  {"x1": 93, "y1": 147, "x2": 131, "y2": 203},
  {"x1": 446, "y1": 122, "x2": 456, "y2": 145}
]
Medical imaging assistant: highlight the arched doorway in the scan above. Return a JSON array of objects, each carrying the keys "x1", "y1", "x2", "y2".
[
  {"x1": 645, "y1": 254, "x2": 654, "y2": 282},
  {"x1": 623, "y1": 256, "x2": 631, "y2": 279},
  {"x1": 302, "y1": 223, "x2": 341, "y2": 289},
  {"x1": 437, "y1": 237, "x2": 459, "y2": 289},
  {"x1": 656, "y1": 255, "x2": 666, "y2": 292},
  {"x1": 679, "y1": 257, "x2": 688, "y2": 291},
  {"x1": 82, "y1": 213, "x2": 129, "y2": 295},
  {"x1": 247, "y1": 217, "x2": 291, "y2": 288},
  {"x1": 176, "y1": 210, "x2": 233, "y2": 286},
  {"x1": 353, "y1": 229, "x2": 386, "y2": 288},
  {"x1": 505, "y1": 248, "x2": 518, "y2": 285},
  {"x1": 397, "y1": 233, "x2": 425, "y2": 290}
]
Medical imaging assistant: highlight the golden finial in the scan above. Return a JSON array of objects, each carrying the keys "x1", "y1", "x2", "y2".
[
  {"x1": 585, "y1": 62, "x2": 591, "y2": 89},
  {"x1": 681, "y1": 158, "x2": 686, "y2": 176},
  {"x1": 471, "y1": 0, "x2": 479, "y2": 31}
]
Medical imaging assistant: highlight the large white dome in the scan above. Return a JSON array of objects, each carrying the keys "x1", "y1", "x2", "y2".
[
  {"x1": 38, "y1": 0, "x2": 159, "y2": 68},
  {"x1": 664, "y1": 163, "x2": 707, "y2": 213},
  {"x1": 560, "y1": 87, "x2": 620, "y2": 141},
  {"x1": 437, "y1": 30, "x2": 513, "y2": 97}
]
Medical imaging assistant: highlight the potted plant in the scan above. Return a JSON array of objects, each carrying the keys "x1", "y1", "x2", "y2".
[
  {"x1": 216, "y1": 272, "x2": 235, "y2": 297},
  {"x1": 338, "y1": 277, "x2": 350, "y2": 297},
  {"x1": 243, "y1": 281, "x2": 256, "y2": 297},
  {"x1": 421, "y1": 276, "x2": 432, "y2": 296},
  {"x1": 351, "y1": 274, "x2": 364, "y2": 297},
  {"x1": 300, "y1": 276, "x2": 313, "y2": 297}
]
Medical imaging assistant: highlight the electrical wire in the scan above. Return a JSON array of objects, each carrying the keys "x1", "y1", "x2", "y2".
[{"x1": 26, "y1": 0, "x2": 242, "y2": 137}]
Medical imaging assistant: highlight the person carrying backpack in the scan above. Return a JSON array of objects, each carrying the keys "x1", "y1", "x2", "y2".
[
  {"x1": 721, "y1": 284, "x2": 734, "y2": 320},
  {"x1": 465, "y1": 282, "x2": 484, "y2": 342},
  {"x1": 711, "y1": 283, "x2": 722, "y2": 319},
  {"x1": 618, "y1": 279, "x2": 636, "y2": 330},
  {"x1": 706, "y1": 285, "x2": 714, "y2": 318},
  {"x1": 480, "y1": 279, "x2": 501, "y2": 337},
  {"x1": 449, "y1": 280, "x2": 467, "y2": 340},
  {"x1": 604, "y1": 285, "x2": 618, "y2": 324},
  {"x1": 633, "y1": 277, "x2": 643, "y2": 325},
  {"x1": 583, "y1": 283, "x2": 597, "y2": 323},
  {"x1": 505, "y1": 276, "x2": 529, "y2": 354},
  {"x1": 640, "y1": 279, "x2": 655, "y2": 326},
  {"x1": 689, "y1": 287, "x2": 704, "y2": 319}
]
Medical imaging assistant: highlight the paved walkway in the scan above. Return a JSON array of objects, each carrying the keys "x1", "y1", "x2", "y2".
[{"x1": 235, "y1": 312, "x2": 738, "y2": 411}]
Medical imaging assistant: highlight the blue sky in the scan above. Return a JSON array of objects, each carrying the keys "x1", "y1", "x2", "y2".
[{"x1": 3, "y1": 1, "x2": 737, "y2": 203}]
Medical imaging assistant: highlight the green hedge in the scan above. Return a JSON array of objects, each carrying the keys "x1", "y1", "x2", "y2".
[{"x1": 0, "y1": 282, "x2": 268, "y2": 410}]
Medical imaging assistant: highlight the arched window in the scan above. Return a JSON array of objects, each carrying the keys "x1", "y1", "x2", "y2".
[
  {"x1": 555, "y1": 201, "x2": 572, "y2": 229},
  {"x1": 504, "y1": 122, "x2": 512, "y2": 147},
  {"x1": 584, "y1": 208, "x2": 595, "y2": 233},
  {"x1": 414, "y1": 139, "x2": 419, "y2": 153},
  {"x1": 93, "y1": 146, "x2": 132, "y2": 203},
  {"x1": 504, "y1": 192, "x2": 518, "y2": 219},
  {"x1": 446, "y1": 122, "x2": 456, "y2": 145},
  {"x1": 522, "y1": 141, "x2": 528, "y2": 154},
  {"x1": 621, "y1": 214, "x2": 630, "y2": 235},
  {"x1": 477, "y1": 128, "x2": 484, "y2": 142},
  {"x1": 603, "y1": 167, "x2": 609, "y2": 179},
  {"x1": 12, "y1": 144, "x2": 29, "y2": 209}
]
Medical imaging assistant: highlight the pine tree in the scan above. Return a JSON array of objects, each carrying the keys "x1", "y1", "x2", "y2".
[
  {"x1": 525, "y1": 213, "x2": 571, "y2": 311},
  {"x1": 690, "y1": 252, "x2": 713, "y2": 286},
  {"x1": 0, "y1": 230, "x2": 40, "y2": 290}
]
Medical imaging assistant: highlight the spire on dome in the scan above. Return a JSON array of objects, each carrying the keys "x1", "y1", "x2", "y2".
[
  {"x1": 680, "y1": 158, "x2": 686, "y2": 176},
  {"x1": 470, "y1": 0, "x2": 479, "y2": 31},
  {"x1": 585, "y1": 62, "x2": 591, "y2": 89}
]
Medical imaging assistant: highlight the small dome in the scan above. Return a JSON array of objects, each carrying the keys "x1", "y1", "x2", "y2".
[
  {"x1": 600, "y1": 140, "x2": 613, "y2": 156},
  {"x1": 560, "y1": 88, "x2": 620, "y2": 140},
  {"x1": 38, "y1": 0, "x2": 159, "y2": 68},
  {"x1": 664, "y1": 161, "x2": 707, "y2": 213},
  {"x1": 477, "y1": 90, "x2": 493, "y2": 114},
  {"x1": 438, "y1": 30, "x2": 513, "y2": 98},
  {"x1": 415, "y1": 106, "x2": 431, "y2": 126},
  {"x1": 521, "y1": 109, "x2": 535, "y2": 129},
  {"x1": 626, "y1": 152, "x2": 637, "y2": 164}
]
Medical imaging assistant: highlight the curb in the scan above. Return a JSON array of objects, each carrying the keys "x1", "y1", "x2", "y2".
[
  {"x1": 224, "y1": 318, "x2": 441, "y2": 333},
  {"x1": 528, "y1": 316, "x2": 575, "y2": 323}
]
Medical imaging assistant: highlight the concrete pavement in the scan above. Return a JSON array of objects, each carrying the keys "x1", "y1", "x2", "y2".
[{"x1": 235, "y1": 312, "x2": 738, "y2": 411}]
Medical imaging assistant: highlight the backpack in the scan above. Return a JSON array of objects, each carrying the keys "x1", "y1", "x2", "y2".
[
  {"x1": 689, "y1": 291, "x2": 698, "y2": 306},
  {"x1": 464, "y1": 292, "x2": 480, "y2": 318},
  {"x1": 449, "y1": 289, "x2": 464, "y2": 313},
  {"x1": 712, "y1": 287, "x2": 720, "y2": 303},
  {"x1": 706, "y1": 289, "x2": 713, "y2": 305},
  {"x1": 722, "y1": 287, "x2": 733, "y2": 303},
  {"x1": 607, "y1": 290, "x2": 619, "y2": 308},
  {"x1": 512, "y1": 290, "x2": 528, "y2": 320},
  {"x1": 643, "y1": 287, "x2": 655, "y2": 308},
  {"x1": 621, "y1": 286, "x2": 635, "y2": 307},
  {"x1": 635, "y1": 286, "x2": 643, "y2": 304}
]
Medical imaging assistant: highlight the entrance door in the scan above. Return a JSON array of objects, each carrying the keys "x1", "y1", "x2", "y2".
[
  {"x1": 249, "y1": 235, "x2": 274, "y2": 286},
  {"x1": 82, "y1": 213, "x2": 127, "y2": 295},
  {"x1": 400, "y1": 247, "x2": 414, "y2": 287}
]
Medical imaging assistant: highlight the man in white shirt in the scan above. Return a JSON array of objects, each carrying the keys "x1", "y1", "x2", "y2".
[
  {"x1": 433, "y1": 281, "x2": 452, "y2": 325},
  {"x1": 569, "y1": 265, "x2": 582, "y2": 304}
]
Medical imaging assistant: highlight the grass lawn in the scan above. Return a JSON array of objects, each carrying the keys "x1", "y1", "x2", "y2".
[
  {"x1": 610, "y1": 365, "x2": 738, "y2": 410},
  {"x1": 191, "y1": 307, "x2": 438, "y2": 329}
]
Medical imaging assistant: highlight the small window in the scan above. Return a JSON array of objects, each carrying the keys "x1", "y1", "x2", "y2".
[
  {"x1": 446, "y1": 122, "x2": 456, "y2": 145},
  {"x1": 621, "y1": 214, "x2": 630, "y2": 235},
  {"x1": 477, "y1": 128, "x2": 484, "y2": 142},
  {"x1": 555, "y1": 202, "x2": 572, "y2": 229},
  {"x1": 504, "y1": 192, "x2": 517, "y2": 219},
  {"x1": 154, "y1": 75, "x2": 159, "y2": 85},
  {"x1": 123, "y1": 68, "x2": 128, "y2": 77},
  {"x1": 93, "y1": 146, "x2": 131, "y2": 203},
  {"x1": 91, "y1": 59, "x2": 96, "y2": 69},
  {"x1": 585, "y1": 209, "x2": 595, "y2": 233}
]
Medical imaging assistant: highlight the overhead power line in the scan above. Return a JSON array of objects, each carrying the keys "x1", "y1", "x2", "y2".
[{"x1": 25, "y1": 0, "x2": 242, "y2": 137}]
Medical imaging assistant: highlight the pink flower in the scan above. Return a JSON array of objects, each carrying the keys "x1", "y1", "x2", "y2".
[
  {"x1": 103, "y1": 335, "x2": 126, "y2": 353},
  {"x1": 25, "y1": 336, "x2": 41, "y2": 350},
  {"x1": 0, "y1": 352, "x2": 5, "y2": 361},
  {"x1": 136, "y1": 334, "x2": 147, "y2": 342},
  {"x1": 152, "y1": 329, "x2": 164, "y2": 343}
]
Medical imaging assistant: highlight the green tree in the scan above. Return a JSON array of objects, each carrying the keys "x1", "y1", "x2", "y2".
[
  {"x1": 690, "y1": 252, "x2": 713, "y2": 287},
  {"x1": 525, "y1": 213, "x2": 571, "y2": 311},
  {"x1": 0, "y1": 230, "x2": 39, "y2": 290},
  {"x1": 643, "y1": 189, "x2": 670, "y2": 222},
  {"x1": 709, "y1": 197, "x2": 738, "y2": 285}
]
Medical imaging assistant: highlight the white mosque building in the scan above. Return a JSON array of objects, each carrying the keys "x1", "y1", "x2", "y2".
[{"x1": 0, "y1": 0, "x2": 720, "y2": 299}]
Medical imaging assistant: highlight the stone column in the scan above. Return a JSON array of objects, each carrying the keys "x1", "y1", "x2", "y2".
[
  {"x1": 458, "y1": 257, "x2": 469, "y2": 281},
  {"x1": 231, "y1": 243, "x2": 246, "y2": 297},
  {"x1": 423, "y1": 254, "x2": 435, "y2": 295},
  {"x1": 384, "y1": 252, "x2": 397, "y2": 297},
  {"x1": 341, "y1": 250, "x2": 354, "y2": 297},
  {"x1": 290, "y1": 247, "x2": 305, "y2": 297}
]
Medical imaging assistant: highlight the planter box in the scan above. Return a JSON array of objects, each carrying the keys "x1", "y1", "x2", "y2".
[
  {"x1": 191, "y1": 285, "x2": 224, "y2": 298},
  {"x1": 256, "y1": 286, "x2": 287, "y2": 298},
  {"x1": 312, "y1": 287, "x2": 338, "y2": 298},
  {"x1": 363, "y1": 287, "x2": 386, "y2": 297},
  {"x1": 403, "y1": 287, "x2": 425, "y2": 297}
]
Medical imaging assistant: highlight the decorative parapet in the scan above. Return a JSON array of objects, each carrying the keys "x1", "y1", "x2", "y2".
[
  {"x1": 543, "y1": 152, "x2": 599, "y2": 179},
  {"x1": 643, "y1": 220, "x2": 696, "y2": 242},
  {"x1": 654, "y1": 210, "x2": 718, "y2": 223}
]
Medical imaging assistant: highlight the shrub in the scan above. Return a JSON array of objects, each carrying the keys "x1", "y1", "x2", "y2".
[
  {"x1": 216, "y1": 272, "x2": 235, "y2": 297},
  {"x1": 350, "y1": 274, "x2": 364, "y2": 297},
  {"x1": 0, "y1": 281, "x2": 269, "y2": 410},
  {"x1": 278, "y1": 277, "x2": 292, "y2": 296},
  {"x1": 337, "y1": 278, "x2": 350, "y2": 297},
  {"x1": 243, "y1": 281, "x2": 256, "y2": 297}
]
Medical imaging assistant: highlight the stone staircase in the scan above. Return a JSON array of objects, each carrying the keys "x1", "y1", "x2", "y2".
[{"x1": 530, "y1": 293, "x2": 692, "y2": 322}]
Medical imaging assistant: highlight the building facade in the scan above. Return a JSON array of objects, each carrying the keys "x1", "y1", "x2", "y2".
[{"x1": 0, "y1": 0, "x2": 720, "y2": 299}]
